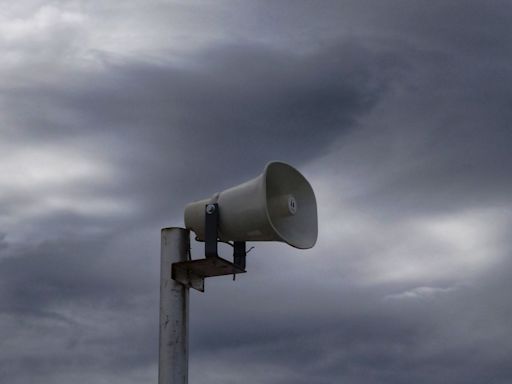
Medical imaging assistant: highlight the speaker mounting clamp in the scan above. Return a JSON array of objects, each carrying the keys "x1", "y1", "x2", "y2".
[{"x1": 172, "y1": 204, "x2": 247, "y2": 292}]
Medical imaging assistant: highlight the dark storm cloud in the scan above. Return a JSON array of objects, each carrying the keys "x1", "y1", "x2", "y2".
[
  {"x1": 184, "y1": 2, "x2": 512, "y2": 383},
  {"x1": 2, "y1": 41, "x2": 399, "y2": 232},
  {"x1": 189, "y1": 244, "x2": 512, "y2": 384},
  {"x1": 0, "y1": 234, "x2": 132, "y2": 311},
  {"x1": 0, "y1": 231, "x2": 160, "y2": 383},
  {"x1": 0, "y1": 39, "x2": 397, "y2": 382},
  {"x1": 1, "y1": 1, "x2": 512, "y2": 384},
  {"x1": 11, "y1": 44, "x2": 390, "y2": 164}
]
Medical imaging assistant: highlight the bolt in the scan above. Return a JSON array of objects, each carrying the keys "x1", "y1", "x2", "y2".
[{"x1": 206, "y1": 204, "x2": 216, "y2": 214}]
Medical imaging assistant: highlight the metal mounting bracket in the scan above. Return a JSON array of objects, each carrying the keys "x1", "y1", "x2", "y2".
[{"x1": 172, "y1": 203, "x2": 247, "y2": 292}]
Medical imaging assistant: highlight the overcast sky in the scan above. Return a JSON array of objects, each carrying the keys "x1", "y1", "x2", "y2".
[{"x1": 1, "y1": 1, "x2": 512, "y2": 383}]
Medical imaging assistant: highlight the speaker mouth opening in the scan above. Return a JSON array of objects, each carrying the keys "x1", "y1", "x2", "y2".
[{"x1": 263, "y1": 161, "x2": 318, "y2": 249}]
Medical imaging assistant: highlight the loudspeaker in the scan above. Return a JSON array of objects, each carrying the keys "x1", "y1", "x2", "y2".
[{"x1": 184, "y1": 161, "x2": 317, "y2": 249}]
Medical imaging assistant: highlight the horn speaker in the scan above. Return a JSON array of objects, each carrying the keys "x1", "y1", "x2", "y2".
[{"x1": 184, "y1": 161, "x2": 317, "y2": 249}]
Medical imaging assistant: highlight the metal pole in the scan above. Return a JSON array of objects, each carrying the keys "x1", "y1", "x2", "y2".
[{"x1": 159, "y1": 227, "x2": 189, "y2": 384}]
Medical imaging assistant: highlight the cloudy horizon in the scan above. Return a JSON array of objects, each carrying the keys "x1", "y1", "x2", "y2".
[{"x1": 1, "y1": 1, "x2": 512, "y2": 383}]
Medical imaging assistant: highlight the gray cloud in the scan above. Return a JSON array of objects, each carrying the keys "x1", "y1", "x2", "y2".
[
  {"x1": 1, "y1": 1, "x2": 512, "y2": 383},
  {"x1": 3, "y1": 40, "x2": 397, "y2": 231}
]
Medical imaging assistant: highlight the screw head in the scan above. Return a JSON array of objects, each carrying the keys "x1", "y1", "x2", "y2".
[{"x1": 206, "y1": 204, "x2": 216, "y2": 214}]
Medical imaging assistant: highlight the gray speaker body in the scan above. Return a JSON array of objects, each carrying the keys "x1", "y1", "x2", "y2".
[{"x1": 184, "y1": 161, "x2": 317, "y2": 249}]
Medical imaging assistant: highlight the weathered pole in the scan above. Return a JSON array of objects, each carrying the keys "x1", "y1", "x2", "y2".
[{"x1": 159, "y1": 228, "x2": 189, "y2": 384}]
